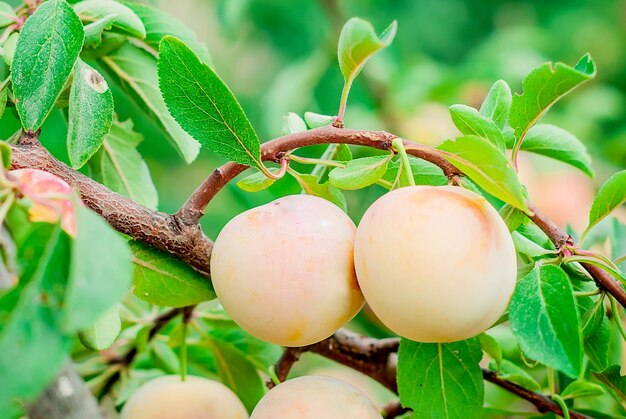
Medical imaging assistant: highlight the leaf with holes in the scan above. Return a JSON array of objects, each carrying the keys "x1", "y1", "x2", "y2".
[
  {"x1": 438, "y1": 135, "x2": 529, "y2": 212},
  {"x1": 67, "y1": 59, "x2": 114, "y2": 169},
  {"x1": 130, "y1": 241, "x2": 215, "y2": 308},
  {"x1": 12, "y1": 0, "x2": 84, "y2": 130},
  {"x1": 158, "y1": 36, "x2": 262, "y2": 167},
  {"x1": 398, "y1": 338, "x2": 484, "y2": 418},
  {"x1": 509, "y1": 264, "x2": 582, "y2": 377}
]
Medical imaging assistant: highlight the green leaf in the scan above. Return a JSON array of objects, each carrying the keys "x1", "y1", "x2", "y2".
[
  {"x1": 585, "y1": 315, "x2": 611, "y2": 371},
  {"x1": 561, "y1": 380, "x2": 604, "y2": 400},
  {"x1": 438, "y1": 135, "x2": 529, "y2": 212},
  {"x1": 130, "y1": 241, "x2": 216, "y2": 308},
  {"x1": 338, "y1": 17, "x2": 397, "y2": 84},
  {"x1": 77, "y1": 305, "x2": 121, "y2": 350},
  {"x1": 328, "y1": 155, "x2": 391, "y2": 190},
  {"x1": 398, "y1": 338, "x2": 484, "y2": 418},
  {"x1": 12, "y1": 0, "x2": 85, "y2": 131},
  {"x1": 0, "y1": 141, "x2": 11, "y2": 168},
  {"x1": 100, "y1": 44, "x2": 201, "y2": 163},
  {"x1": 89, "y1": 118, "x2": 158, "y2": 208},
  {"x1": 449, "y1": 104, "x2": 506, "y2": 151},
  {"x1": 587, "y1": 170, "x2": 626, "y2": 234},
  {"x1": 205, "y1": 334, "x2": 266, "y2": 413},
  {"x1": 479, "y1": 79, "x2": 512, "y2": 129},
  {"x1": 593, "y1": 365, "x2": 626, "y2": 406},
  {"x1": 67, "y1": 59, "x2": 114, "y2": 169},
  {"x1": 0, "y1": 2, "x2": 16, "y2": 28},
  {"x1": 478, "y1": 333, "x2": 502, "y2": 368},
  {"x1": 1, "y1": 32, "x2": 17, "y2": 66},
  {"x1": 83, "y1": 14, "x2": 116, "y2": 48},
  {"x1": 282, "y1": 112, "x2": 307, "y2": 135},
  {"x1": 236, "y1": 169, "x2": 277, "y2": 192},
  {"x1": 490, "y1": 359, "x2": 541, "y2": 392},
  {"x1": 150, "y1": 340, "x2": 180, "y2": 374},
  {"x1": 509, "y1": 264, "x2": 582, "y2": 377},
  {"x1": 63, "y1": 205, "x2": 132, "y2": 331},
  {"x1": 510, "y1": 54, "x2": 596, "y2": 143},
  {"x1": 304, "y1": 111, "x2": 334, "y2": 128},
  {"x1": 292, "y1": 173, "x2": 347, "y2": 212},
  {"x1": 381, "y1": 156, "x2": 447, "y2": 188},
  {"x1": 512, "y1": 232, "x2": 554, "y2": 258},
  {"x1": 74, "y1": 0, "x2": 146, "y2": 39},
  {"x1": 0, "y1": 225, "x2": 69, "y2": 412},
  {"x1": 0, "y1": 87, "x2": 7, "y2": 121},
  {"x1": 207, "y1": 326, "x2": 281, "y2": 373},
  {"x1": 158, "y1": 36, "x2": 262, "y2": 167},
  {"x1": 519, "y1": 124, "x2": 594, "y2": 177},
  {"x1": 119, "y1": 0, "x2": 211, "y2": 63},
  {"x1": 499, "y1": 203, "x2": 528, "y2": 232}
]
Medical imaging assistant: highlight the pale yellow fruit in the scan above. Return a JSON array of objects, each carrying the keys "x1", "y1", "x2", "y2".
[
  {"x1": 120, "y1": 375, "x2": 248, "y2": 419},
  {"x1": 211, "y1": 195, "x2": 364, "y2": 347},
  {"x1": 354, "y1": 186, "x2": 516, "y2": 342},
  {"x1": 250, "y1": 376, "x2": 381, "y2": 419}
]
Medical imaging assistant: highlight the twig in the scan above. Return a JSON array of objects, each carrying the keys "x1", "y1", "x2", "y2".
[{"x1": 382, "y1": 400, "x2": 410, "y2": 418}]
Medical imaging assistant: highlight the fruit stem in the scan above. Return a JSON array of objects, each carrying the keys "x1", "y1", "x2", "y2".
[
  {"x1": 290, "y1": 154, "x2": 346, "y2": 168},
  {"x1": 610, "y1": 295, "x2": 626, "y2": 342},
  {"x1": 259, "y1": 157, "x2": 289, "y2": 180},
  {"x1": 180, "y1": 316, "x2": 189, "y2": 382},
  {"x1": 391, "y1": 137, "x2": 415, "y2": 187}
]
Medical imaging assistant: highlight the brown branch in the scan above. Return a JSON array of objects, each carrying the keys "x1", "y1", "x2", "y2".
[
  {"x1": 482, "y1": 369, "x2": 591, "y2": 419},
  {"x1": 9, "y1": 140, "x2": 213, "y2": 275},
  {"x1": 176, "y1": 125, "x2": 459, "y2": 225},
  {"x1": 528, "y1": 203, "x2": 626, "y2": 307},
  {"x1": 382, "y1": 401, "x2": 410, "y2": 419}
]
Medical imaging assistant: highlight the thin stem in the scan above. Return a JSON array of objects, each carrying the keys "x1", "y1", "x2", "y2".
[
  {"x1": 551, "y1": 394, "x2": 570, "y2": 419},
  {"x1": 336, "y1": 80, "x2": 353, "y2": 125},
  {"x1": 311, "y1": 144, "x2": 340, "y2": 181},
  {"x1": 180, "y1": 318, "x2": 188, "y2": 382},
  {"x1": 610, "y1": 295, "x2": 626, "y2": 342},
  {"x1": 289, "y1": 154, "x2": 346, "y2": 168},
  {"x1": 574, "y1": 288, "x2": 601, "y2": 297},
  {"x1": 547, "y1": 367, "x2": 556, "y2": 394},
  {"x1": 391, "y1": 137, "x2": 415, "y2": 186},
  {"x1": 564, "y1": 255, "x2": 626, "y2": 285},
  {"x1": 615, "y1": 254, "x2": 626, "y2": 266},
  {"x1": 258, "y1": 157, "x2": 289, "y2": 180}
]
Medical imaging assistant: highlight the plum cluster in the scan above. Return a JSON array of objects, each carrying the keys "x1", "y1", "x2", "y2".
[{"x1": 211, "y1": 186, "x2": 517, "y2": 346}]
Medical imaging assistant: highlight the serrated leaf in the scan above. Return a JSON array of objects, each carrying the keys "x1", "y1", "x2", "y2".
[
  {"x1": 303, "y1": 112, "x2": 334, "y2": 128},
  {"x1": 0, "y1": 2, "x2": 16, "y2": 28},
  {"x1": 561, "y1": 380, "x2": 604, "y2": 400},
  {"x1": 236, "y1": 169, "x2": 277, "y2": 192},
  {"x1": 74, "y1": 0, "x2": 145, "y2": 39},
  {"x1": 519, "y1": 124, "x2": 593, "y2": 177},
  {"x1": 78, "y1": 305, "x2": 121, "y2": 350},
  {"x1": 398, "y1": 338, "x2": 484, "y2": 418},
  {"x1": 510, "y1": 54, "x2": 596, "y2": 144},
  {"x1": 67, "y1": 59, "x2": 114, "y2": 169},
  {"x1": 282, "y1": 112, "x2": 307, "y2": 135},
  {"x1": 328, "y1": 155, "x2": 390, "y2": 190},
  {"x1": 0, "y1": 224, "x2": 69, "y2": 412},
  {"x1": 12, "y1": 0, "x2": 85, "y2": 131},
  {"x1": 130, "y1": 241, "x2": 215, "y2": 308},
  {"x1": 478, "y1": 333, "x2": 502, "y2": 368},
  {"x1": 381, "y1": 156, "x2": 447, "y2": 188},
  {"x1": 119, "y1": 0, "x2": 211, "y2": 63},
  {"x1": 479, "y1": 80, "x2": 512, "y2": 129},
  {"x1": 509, "y1": 264, "x2": 582, "y2": 377},
  {"x1": 158, "y1": 36, "x2": 262, "y2": 167},
  {"x1": 593, "y1": 365, "x2": 626, "y2": 406},
  {"x1": 338, "y1": 17, "x2": 396, "y2": 84},
  {"x1": 89, "y1": 118, "x2": 158, "y2": 208},
  {"x1": 83, "y1": 14, "x2": 116, "y2": 48},
  {"x1": 587, "y1": 170, "x2": 626, "y2": 234},
  {"x1": 449, "y1": 104, "x2": 506, "y2": 151},
  {"x1": 205, "y1": 334, "x2": 265, "y2": 413},
  {"x1": 499, "y1": 203, "x2": 528, "y2": 232},
  {"x1": 438, "y1": 135, "x2": 529, "y2": 212},
  {"x1": 63, "y1": 205, "x2": 132, "y2": 331},
  {"x1": 100, "y1": 43, "x2": 200, "y2": 163},
  {"x1": 1, "y1": 32, "x2": 17, "y2": 66},
  {"x1": 292, "y1": 173, "x2": 347, "y2": 212},
  {"x1": 585, "y1": 315, "x2": 611, "y2": 371}
]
